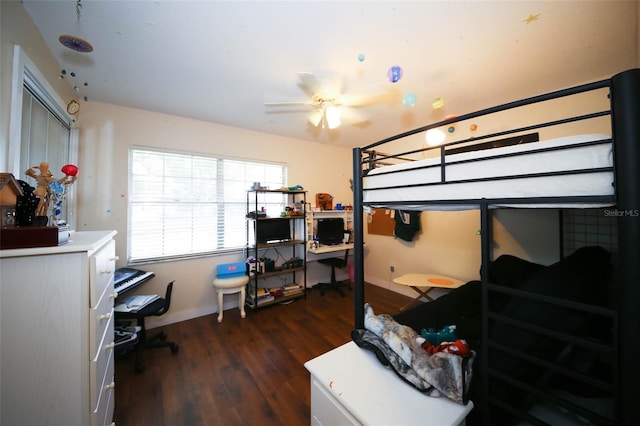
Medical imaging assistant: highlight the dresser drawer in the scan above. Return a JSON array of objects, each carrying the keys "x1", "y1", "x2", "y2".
[
  {"x1": 90, "y1": 290, "x2": 115, "y2": 358},
  {"x1": 90, "y1": 240, "x2": 116, "y2": 307},
  {"x1": 91, "y1": 347, "x2": 115, "y2": 426},
  {"x1": 91, "y1": 312, "x2": 114, "y2": 412}
]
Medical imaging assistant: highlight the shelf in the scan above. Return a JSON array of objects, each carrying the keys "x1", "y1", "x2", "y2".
[
  {"x1": 249, "y1": 239, "x2": 305, "y2": 249},
  {"x1": 247, "y1": 290, "x2": 305, "y2": 308},
  {"x1": 246, "y1": 189, "x2": 307, "y2": 310},
  {"x1": 247, "y1": 215, "x2": 305, "y2": 221},
  {"x1": 251, "y1": 265, "x2": 305, "y2": 279}
]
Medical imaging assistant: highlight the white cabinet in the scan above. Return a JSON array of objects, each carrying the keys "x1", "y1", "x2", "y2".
[
  {"x1": 0, "y1": 230, "x2": 117, "y2": 426},
  {"x1": 305, "y1": 341, "x2": 473, "y2": 426}
]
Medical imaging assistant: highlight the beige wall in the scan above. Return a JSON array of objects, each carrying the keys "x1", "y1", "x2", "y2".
[
  {"x1": 3, "y1": 0, "x2": 633, "y2": 326},
  {"x1": 77, "y1": 101, "x2": 355, "y2": 325}
]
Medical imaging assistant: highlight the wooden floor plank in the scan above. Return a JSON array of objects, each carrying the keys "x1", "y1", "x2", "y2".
[{"x1": 114, "y1": 283, "x2": 412, "y2": 425}]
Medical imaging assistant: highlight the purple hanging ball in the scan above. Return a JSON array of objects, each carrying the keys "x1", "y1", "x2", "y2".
[{"x1": 387, "y1": 65, "x2": 403, "y2": 83}]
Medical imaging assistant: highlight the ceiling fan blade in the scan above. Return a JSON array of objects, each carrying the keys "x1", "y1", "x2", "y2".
[
  {"x1": 307, "y1": 109, "x2": 323, "y2": 127},
  {"x1": 339, "y1": 106, "x2": 370, "y2": 124},
  {"x1": 337, "y1": 83, "x2": 389, "y2": 107},
  {"x1": 297, "y1": 72, "x2": 323, "y2": 98},
  {"x1": 264, "y1": 100, "x2": 313, "y2": 107}
]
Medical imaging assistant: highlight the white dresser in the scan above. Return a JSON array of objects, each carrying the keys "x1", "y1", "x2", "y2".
[
  {"x1": 0, "y1": 230, "x2": 118, "y2": 426},
  {"x1": 304, "y1": 341, "x2": 473, "y2": 426}
]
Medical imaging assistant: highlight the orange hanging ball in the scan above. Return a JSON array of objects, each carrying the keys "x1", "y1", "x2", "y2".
[{"x1": 470, "y1": 124, "x2": 478, "y2": 131}]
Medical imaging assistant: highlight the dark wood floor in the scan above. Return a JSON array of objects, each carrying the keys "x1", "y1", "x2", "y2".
[{"x1": 114, "y1": 283, "x2": 412, "y2": 426}]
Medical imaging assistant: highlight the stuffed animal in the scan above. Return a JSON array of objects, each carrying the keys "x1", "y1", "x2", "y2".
[
  {"x1": 422, "y1": 339, "x2": 472, "y2": 358},
  {"x1": 421, "y1": 325, "x2": 457, "y2": 345}
]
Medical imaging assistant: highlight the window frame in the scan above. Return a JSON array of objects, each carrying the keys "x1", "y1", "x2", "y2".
[
  {"x1": 127, "y1": 146, "x2": 288, "y2": 264},
  {"x1": 8, "y1": 45, "x2": 78, "y2": 229}
]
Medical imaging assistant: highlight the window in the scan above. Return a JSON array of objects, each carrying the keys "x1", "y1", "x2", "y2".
[
  {"x1": 9, "y1": 45, "x2": 77, "y2": 227},
  {"x1": 128, "y1": 148, "x2": 287, "y2": 263}
]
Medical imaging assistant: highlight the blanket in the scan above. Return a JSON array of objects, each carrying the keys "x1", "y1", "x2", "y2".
[{"x1": 351, "y1": 303, "x2": 474, "y2": 404}]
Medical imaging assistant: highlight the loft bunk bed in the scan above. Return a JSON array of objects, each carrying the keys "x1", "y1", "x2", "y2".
[{"x1": 351, "y1": 69, "x2": 639, "y2": 425}]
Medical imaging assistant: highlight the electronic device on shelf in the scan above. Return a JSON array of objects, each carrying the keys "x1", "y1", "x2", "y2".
[
  {"x1": 317, "y1": 217, "x2": 345, "y2": 246},
  {"x1": 256, "y1": 218, "x2": 292, "y2": 244}
]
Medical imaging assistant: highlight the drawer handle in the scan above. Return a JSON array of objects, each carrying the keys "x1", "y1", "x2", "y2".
[
  {"x1": 100, "y1": 312, "x2": 112, "y2": 321},
  {"x1": 110, "y1": 292, "x2": 118, "y2": 299},
  {"x1": 101, "y1": 268, "x2": 113, "y2": 275},
  {"x1": 105, "y1": 382, "x2": 115, "y2": 390},
  {"x1": 105, "y1": 342, "x2": 116, "y2": 350},
  {"x1": 111, "y1": 256, "x2": 120, "y2": 261}
]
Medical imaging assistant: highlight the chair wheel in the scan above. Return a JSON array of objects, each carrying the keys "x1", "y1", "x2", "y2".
[{"x1": 171, "y1": 344, "x2": 179, "y2": 354}]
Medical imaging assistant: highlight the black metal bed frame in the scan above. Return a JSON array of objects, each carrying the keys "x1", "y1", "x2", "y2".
[{"x1": 351, "y1": 69, "x2": 640, "y2": 425}]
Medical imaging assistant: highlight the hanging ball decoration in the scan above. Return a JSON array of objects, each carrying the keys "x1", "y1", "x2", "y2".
[
  {"x1": 387, "y1": 65, "x2": 403, "y2": 83},
  {"x1": 61, "y1": 164, "x2": 79, "y2": 177},
  {"x1": 83, "y1": 96, "x2": 88, "y2": 102},
  {"x1": 470, "y1": 123, "x2": 478, "y2": 131},
  {"x1": 432, "y1": 97, "x2": 445, "y2": 109},
  {"x1": 358, "y1": 53, "x2": 365, "y2": 62},
  {"x1": 402, "y1": 93, "x2": 417, "y2": 107},
  {"x1": 448, "y1": 126, "x2": 456, "y2": 133},
  {"x1": 444, "y1": 114, "x2": 458, "y2": 121},
  {"x1": 70, "y1": 71, "x2": 76, "y2": 77}
]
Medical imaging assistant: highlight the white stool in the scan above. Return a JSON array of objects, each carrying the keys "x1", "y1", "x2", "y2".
[{"x1": 212, "y1": 275, "x2": 248, "y2": 323}]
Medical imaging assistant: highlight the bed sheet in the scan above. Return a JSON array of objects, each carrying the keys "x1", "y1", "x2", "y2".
[{"x1": 363, "y1": 134, "x2": 614, "y2": 209}]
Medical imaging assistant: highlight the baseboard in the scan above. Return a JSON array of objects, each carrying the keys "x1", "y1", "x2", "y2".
[{"x1": 145, "y1": 298, "x2": 240, "y2": 329}]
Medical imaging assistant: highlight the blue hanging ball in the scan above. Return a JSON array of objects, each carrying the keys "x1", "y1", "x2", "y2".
[
  {"x1": 448, "y1": 126, "x2": 456, "y2": 133},
  {"x1": 357, "y1": 53, "x2": 365, "y2": 62},
  {"x1": 387, "y1": 65, "x2": 403, "y2": 83},
  {"x1": 402, "y1": 93, "x2": 417, "y2": 107}
]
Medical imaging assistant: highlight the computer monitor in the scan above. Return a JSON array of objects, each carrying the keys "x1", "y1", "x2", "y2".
[
  {"x1": 317, "y1": 217, "x2": 344, "y2": 245},
  {"x1": 256, "y1": 218, "x2": 291, "y2": 243}
]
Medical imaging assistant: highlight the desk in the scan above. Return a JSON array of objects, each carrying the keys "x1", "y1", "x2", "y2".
[
  {"x1": 393, "y1": 273, "x2": 465, "y2": 310},
  {"x1": 308, "y1": 242, "x2": 354, "y2": 255},
  {"x1": 305, "y1": 341, "x2": 473, "y2": 425}
]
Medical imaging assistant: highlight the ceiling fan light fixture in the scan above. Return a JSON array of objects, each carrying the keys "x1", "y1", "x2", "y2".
[
  {"x1": 426, "y1": 128, "x2": 446, "y2": 146},
  {"x1": 308, "y1": 109, "x2": 323, "y2": 127},
  {"x1": 325, "y1": 105, "x2": 341, "y2": 129}
]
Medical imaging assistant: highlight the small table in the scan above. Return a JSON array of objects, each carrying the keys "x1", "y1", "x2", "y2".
[{"x1": 393, "y1": 273, "x2": 465, "y2": 310}]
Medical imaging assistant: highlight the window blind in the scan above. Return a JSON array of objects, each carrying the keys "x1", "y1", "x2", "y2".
[{"x1": 129, "y1": 148, "x2": 287, "y2": 263}]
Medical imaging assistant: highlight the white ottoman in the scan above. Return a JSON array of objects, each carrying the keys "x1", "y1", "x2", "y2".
[{"x1": 212, "y1": 275, "x2": 249, "y2": 323}]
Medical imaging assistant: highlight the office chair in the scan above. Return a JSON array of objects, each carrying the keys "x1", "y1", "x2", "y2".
[
  {"x1": 315, "y1": 249, "x2": 352, "y2": 296},
  {"x1": 115, "y1": 281, "x2": 179, "y2": 373}
]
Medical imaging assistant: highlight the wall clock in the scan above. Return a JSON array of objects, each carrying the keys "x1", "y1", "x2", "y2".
[{"x1": 67, "y1": 100, "x2": 80, "y2": 115}]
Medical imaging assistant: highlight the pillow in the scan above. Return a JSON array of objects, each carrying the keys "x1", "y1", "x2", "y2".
[
  {"x1": 487, "y1": 254, "x2": 545, "y2": 288},
  {"x1": 487, "y1": 254, "x2": 546, "y2": 313},
  {"x1": 393, "y1": 280, "x2": 482, "y2": 349}
]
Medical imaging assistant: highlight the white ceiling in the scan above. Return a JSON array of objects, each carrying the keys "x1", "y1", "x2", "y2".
[{"x1": 22, "y1": 1, "x2": 638, "y2": 149}]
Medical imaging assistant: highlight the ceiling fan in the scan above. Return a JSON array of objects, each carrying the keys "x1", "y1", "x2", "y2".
[{"x1": 265, "y1": 72, "x2": 386, "y2": 129}]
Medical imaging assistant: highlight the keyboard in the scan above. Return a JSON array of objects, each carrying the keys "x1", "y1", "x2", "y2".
[{"x1": 114, "y1": 268, "x2": 154, "y2": 296}]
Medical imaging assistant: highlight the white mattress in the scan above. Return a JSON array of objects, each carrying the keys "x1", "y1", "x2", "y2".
[{"x1": 363, "y1": 134, "x2": 614, "y2": 210}]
